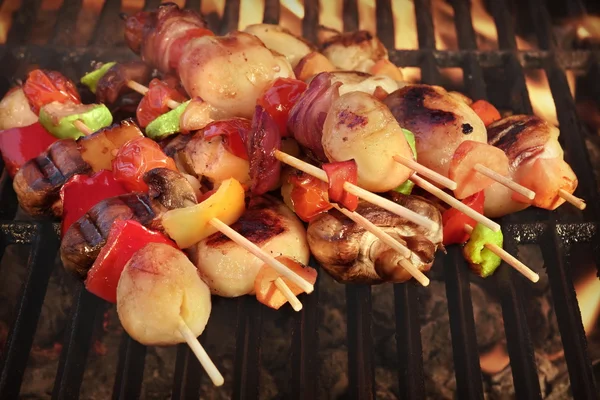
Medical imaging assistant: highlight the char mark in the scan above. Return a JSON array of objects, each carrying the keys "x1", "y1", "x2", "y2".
[{"x1": 395, "y1": 86, "x2": 455, "y2": 125}]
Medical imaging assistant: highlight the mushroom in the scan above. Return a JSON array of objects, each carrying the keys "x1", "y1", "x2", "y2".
[
  {"x1": 144, "y1": 167, "x2": 198, "y2": 211},
  {"x1": 307, "y1": 193, "x2": 443, "y2": 284}
]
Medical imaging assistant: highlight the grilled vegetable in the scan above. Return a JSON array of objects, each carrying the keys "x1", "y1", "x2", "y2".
[
  {"x1": 463, "y1": 223, "x2": 503, "y2": 277},
  {"x1": 39, "y1": 102, "x2": 112, "y2": 139},
  {"x1": 442, "y1": 191, "x2": 485, "y2": 246},
  {"x1": 80, "y1": 62, "x2": 116, "y2": 94},
  {"x1": 393, "y1": 129, "x2": 417, "y2": 195},
  {"x1": 117, "y1": 243, "x2": 211, "y2": 345},
  {"x1": 112, "y1": 137, "x2": 178, "y2": 192},
  {"x1": 470, "y1": 100, "x2": 501, "y2": 127},
  {"x1": 145, "y1": 100, "x2": 190, "y2": 140},
  {"x1": 137, "y1": 78, "x2": 187, "y2": 128},
  {"x1": 60, "y1": 170, "x2": 128, "y2": 236},
  {"x1": 254, "y1": 256, "x2": 317, "y2": 310},
  {"x1": 23, "y1": 69, "x2": 80, "y2": 114},
  {"x1": 161, "y1": 177, "x2": 245, "y2": 248},
  {"x1": 86, "y1": 220, "x2": 176, "y2": 303},
  {"x1": 322, "y1": 160, "x2": 358, "y2": 211},
  {"x1": 77, "y1": 119, "x2": 144, "y2": 172},
  {"x1": 282, "y1": 171, "x2": 332, "y2": 222},
  {"x1": 257, "y1": 78, "x2": 307, "y2": 136},
  {"x1": 0, "y1": 122, "x2": 57, "y2": 177}
]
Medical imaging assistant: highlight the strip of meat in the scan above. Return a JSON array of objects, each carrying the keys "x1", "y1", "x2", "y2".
[
  {"x1": 486, "y1": 115, "x2": 578, "y2": 211},
  {"x1": 307, "y1": 194, "x2": 442, "y2": 284}
]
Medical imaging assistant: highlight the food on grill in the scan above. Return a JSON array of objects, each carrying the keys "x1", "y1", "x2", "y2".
[
  {"x1": 0, "y1": 88, "x2": 38, "y2": 130},
  {"x1": 322, "y1": 91, "x2": 414, "y2": 192},
  {"x1": 442, "y1": 191, "x2": 485, "y2": 246},
  {"x1": 86, "y1": 219, "x2": 176, "y2": 303},
  {"x1": 244, "y1": 24, "x2": 314, "y2": 68},
  {"x1": 161, "y1": 177, "x2": 246, "y2": 248},
  {"x1": 117, "y1": 242, "x2": 211, "y2": 346},
  {"x1": 189, "y1": 196, "x2": 311, "y2": 297},
  {"x1": 38, "y1": 102, "x2": 112, "y2": 139},
  {"x1": 136, "y1": 78, "x2": 187, "y2": 128},
  {"x1": 470, "y1": 99, "x2": 501, "y2": 127},
  {"x1": 22, "y1": 69, "x2": 81, "y2": 114},
  {"x1": 177, "y1": 31, "x2": 294, "y2": 118},
  {"x1": 323, "y1": 160, "x2": 359, "y2": 211},
  {"x1": 330, "y1": 71, "x2": 405, "y2": 97},
  {"x1": 80, "y1": 62, "x2": 116, "y2": 93},
  {"x1": 294, "y1": 51, "x2": 336, "y2": 81},
  {"x1": 247, "y1": 105, "x2": 282, "y2": 195},
  {"x1": 463, "y1": 223, "x2": 503, "y2": 278},
  {"x1": 94, "y1": 61, "x2": 152, "y2": 105},
  {"x1": 257, "y1": 77, "x2": 307, "y2": 136},
  {"x1": 13, "y1": 139, "x2": 92, "y2": 216},
  {"x1": 320, "y1": 30, "x2": 403, "y2": 81},
  {"x1": 0, "y1": 122, "x2": 57, "y2": 177},
  {"x1": 60, "y1": 170, "x2": 128, "y2": 235},
  {"x1": 307, "y1": 194, "x2": 442, "y2": 284},
  {"x1": 486, "y1": 115, "x2": 578, "y2": 214},
  {"x1": 383, "y1": 84, "x2": 487, "y2": 179},
  {"x1": 145, "y1": 100, "x2": 190, "y2": 140}
]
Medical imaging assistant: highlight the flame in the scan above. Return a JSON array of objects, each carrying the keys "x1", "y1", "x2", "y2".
[
  {"x1": 392, "y1": 0, "x2": 418, "y2": 50},
  {"x1": 431, "y1": 0, "x2": 456, "y2": 50},
  {"x1": 200, "y1": 0, "x2": 225, "y2": 19},
  {"x1": 238, "y1": 0, "x2": 265, "y2": 30},
  {"x1": 470, "y1": 0, "x2": 498, "y2": 50},
  {"x1": 279, "y1": 0, "x2": 303, "y2": 36},
  {"x1": 319, "y1": 0, "x2": 343, "y2": 34},
  {"x1": 0, "y1": 0, "x2": 22, "y2": 43},
  {"x1": 574, "y1": 269, "x2": 600, "y2": 336},
  {"x1": 480, "y1": 342, "x2": 510, "y2": 375},
  {"x1": 569, "y1": 15, "x2": 600, "y2": 42}
]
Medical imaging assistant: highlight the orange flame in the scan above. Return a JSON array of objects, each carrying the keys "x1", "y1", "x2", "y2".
[
  {"x1": 480, "y1": 342, "x2": 510, "y2": 375},
  {"x1": 238, "y1": 0, "x2": 265, "y2": 30},
  {"x1": 575, "y1": 269, "x2": 600, "y2": 336}
]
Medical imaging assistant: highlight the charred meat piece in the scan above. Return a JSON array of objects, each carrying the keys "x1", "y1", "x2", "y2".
[
  {"x1": 384, "y1": 84, "x2": 486, "y2": 178},
  {"x1": 96, "y1": 61, "x2": 152, "y2": 105},
  {"x1": 307, "y1": 194, "x2": 442, "y2": 284},
  {"x1": 125, "y1": 3, "x2": 209, "y2": 73},
  {"x1": 13, "y1": 140, "x2": 91, "y2": 216},
  {"x1": 485, "y1": 115, "x2": 578, "y2": 214},
  {"x1": 60, "y1": 193, "x2": 156, "y2": 279}
]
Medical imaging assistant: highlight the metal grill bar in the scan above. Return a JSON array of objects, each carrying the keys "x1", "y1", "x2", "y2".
[
  {"x1": 342, "y1": 0, "x2": 358, "y2": 33},
  {"x1": 394, "y1": 283, "x2": 425, "y2": 400},
  {"x1": 262, "y1": 0, "x2": 280, "y2": 25},
  {"x1": 375, "y1": 0, "x2": 394, "y2": 49},
  {"x1": 112, "y1": 334, "x2": 146, "y2": 399},
  {"x1": 290, "y1": 265, "x2": 320, "y2": 400},
  {"x1": 52, "y1": 288, "x2": 103, "y2": 400},
  {"x1": 6, "y1": 0, "x2": 41, "y2": 46},
  {"x1": 0, "y1": 223, "x2": 59, "y2": 399},
  {"x1": 232, "y1": 296, "x2": 262, "y2": 400},
  {"x1": 302, "y1": 0, "x2": 318, "y2": 45},
  {"x1": 92, "y1": 0, "x2": 125, "y2": 47},
  {"x1": 221, "y1": 0, "x2": 241, "y2": 35},
  {"x1": 345, "y1": 284, "x2": 375, "y2": 399}
]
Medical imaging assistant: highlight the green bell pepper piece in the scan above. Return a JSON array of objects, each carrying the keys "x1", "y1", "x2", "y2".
[
  {"x1": 145, "y1": 100, "x2": 190, "y2": 140},
  {"x1": 393, "y1": 129, "x2": 417, "y2": 195},
  {"x1": 463, "y1": 223, "x2": 503, "y2": 278},
  {"x1": 81, "y1": 62, "x2": 116, "y2": 94},
  {"x1": 39, "y1": 102, "x2": 113, "y2": 139}
]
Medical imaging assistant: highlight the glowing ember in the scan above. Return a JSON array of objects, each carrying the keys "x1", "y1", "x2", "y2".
[{"x1": 479, "y1": 341, "x2": 510, "y2": 375}]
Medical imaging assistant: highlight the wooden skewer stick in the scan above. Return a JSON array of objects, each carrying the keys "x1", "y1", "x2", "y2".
[
  {"x1": 209, "y1": 217, "x2": 314, "y2": 295},
  {"x1": 473, "y1": 164, "x2": 535, "y2": 200},
  {"x1": 463, "y1": 225, "x2": 539, "y2": 283},
  {"x1": 393, "y1": 155, "x2": 457, "y2": 191},
  {"x1": 178, "y1": 318, "x2": 225, "y2": 386},
  {"x1": 274, "y1": 277, "x2": 303, "y2": 311},
  {"x1": 332, "y1": 204, "x2": 430, "y2": 286},
  {"x1": 274, "y1": 150, "x2": 437, "y2": 231},
  {"x1": 126, "y1": 80, "x2": 182, "y2": 110},
  {"x1": 410, "y1": 174, "x2": 501, "y2": 232},
  {"x1": 73, "y1": 120, "x2": 93, "y2": 135},
  {"x1": 558, "y1": 189, "x2": 586, "y2": 210}
]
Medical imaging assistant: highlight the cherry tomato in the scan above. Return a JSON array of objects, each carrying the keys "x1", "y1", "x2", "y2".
[
  {"x1": 136, "y1": 78, "x2": 187, "y2": 128},
  {"x1": 257, "y1": 78, "x2": 307, "y2": 137},
  {"x1": 22, "y1": 70, "x2": 81, "y2": 114},
  {"x1": 112, "y1": 137, "x2": 178, "y2": 192},
  {"x1": 203, "y1": 118, "x2": 252, "y2": 160},
  {"x1": 289, "y1": 172, "x2": 332, "y2": 222},
  {"x1": 169, "y1": 28, "x2": 214, "y2": 71}
]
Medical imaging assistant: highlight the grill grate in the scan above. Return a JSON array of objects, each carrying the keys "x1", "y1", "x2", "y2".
[{"x1": 0, "y1": 0, "x2": 599, "y2": 399}]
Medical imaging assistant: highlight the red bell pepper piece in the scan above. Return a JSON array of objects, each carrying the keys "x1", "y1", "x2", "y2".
[
  {"x1": 85, "y1": 220, "x2": 177, "y2": 303},
  {"x1": 289, "y1": 172, "x2": 333, "y2": 222},
  {"x1": 0, "y1": 122, "x2": 58, "y2": 177},
  {"x1": 257, "y1": 78, "x2": 307, "y2": 137},
  {"x1": 203, "y1": 118, "x2": 252, "y2": 160},
  {"x1": 442, "y1": 191, "x2": 485, "y2": 245},
  {"x1": 60, "y1": 170, "x2": 128, "y2": 236},
  {"x1": 323, "y1": 160, "x2": 359, "y2": 211}
]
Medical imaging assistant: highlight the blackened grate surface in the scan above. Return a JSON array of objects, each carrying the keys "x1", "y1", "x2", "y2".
[{"x1": 0, "y1": 0, "x2": 599, "y2": 399}]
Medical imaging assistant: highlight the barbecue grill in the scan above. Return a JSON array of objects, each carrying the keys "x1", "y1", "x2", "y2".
[{"x1": 0, "y1": 0, "x2": 599, "y2": 399}]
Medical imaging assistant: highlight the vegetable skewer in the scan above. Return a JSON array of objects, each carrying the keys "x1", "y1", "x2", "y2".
[
  {"x1": 463, "y1": 224, "x2": 539, "y2": 283},
  {"x1": 331, "y1": 204, "x2": 430, "y2": 286}
]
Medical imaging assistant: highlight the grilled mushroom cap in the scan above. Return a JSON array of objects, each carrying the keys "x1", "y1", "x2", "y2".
[
  {"x1": 307, "y1": 194, "x2": 442, "y2": 284},
  {"x1": 144, "y1": 167, "x2": 198, "y2": 211}
]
